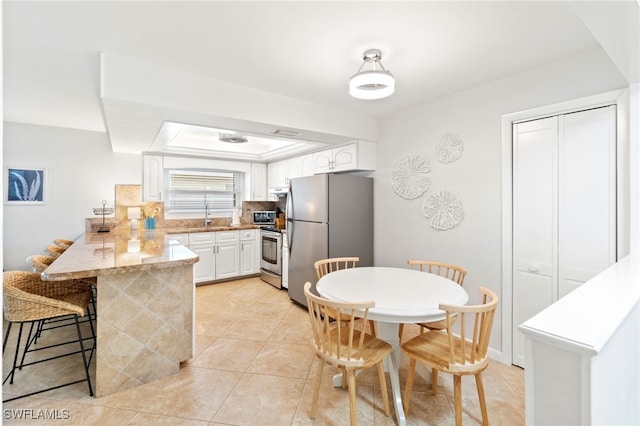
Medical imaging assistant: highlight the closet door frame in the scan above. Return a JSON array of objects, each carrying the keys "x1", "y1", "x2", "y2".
[{"x1": 500, "y1": 89, "x2": 630, "y2": 366}]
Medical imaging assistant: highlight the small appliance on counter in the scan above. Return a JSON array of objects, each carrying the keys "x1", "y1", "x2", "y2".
[{"x1": 252, "y1": 210, "x2": 276, "y2": 227}]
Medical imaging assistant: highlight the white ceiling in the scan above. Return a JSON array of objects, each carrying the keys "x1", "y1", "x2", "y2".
[{"x1": 2, "y1": 1, "x2": 635, "y2": 160}]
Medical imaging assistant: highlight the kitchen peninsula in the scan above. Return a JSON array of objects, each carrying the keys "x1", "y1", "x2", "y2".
[{"x1": 41, "y1": 229, "x2": 198, "y2": 397}]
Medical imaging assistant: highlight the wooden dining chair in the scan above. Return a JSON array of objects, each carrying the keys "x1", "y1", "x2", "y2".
[
  {"x1": 399, "y1": 260, "x2": 467, "y2": 341},
  {"x1": 402, "y1": 287, "x2": 499, "y2": 426},
  {"x1": 314, "y1": 257, "x2": 359, "y2": 278},
  {"x1": 399, "y1": 260, "x2": 468, "y2": 393},
  {"x1": 314, "y1": 257, "x2": 376, "y2": 336},
  {"x1": 303, "y1": 282, "x2": 391, "y2": 426}
]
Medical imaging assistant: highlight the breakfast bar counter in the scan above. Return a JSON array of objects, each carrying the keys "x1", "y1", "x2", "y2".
[{"x1": 42, "y1": 230, "x2": 199, "y2": 397}]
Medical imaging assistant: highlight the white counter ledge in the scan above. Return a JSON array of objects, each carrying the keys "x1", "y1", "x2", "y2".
[
  {"x1": 519, "y1": 253, "x2": 640, "y2": 425},
  {"x1": 42, "y1": 231, "x2": 199, "y2": 398}
]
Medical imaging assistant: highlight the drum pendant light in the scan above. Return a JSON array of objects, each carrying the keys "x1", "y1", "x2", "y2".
[{"x1": 349, "y1": 48, "x2": 395, "y2": 100}]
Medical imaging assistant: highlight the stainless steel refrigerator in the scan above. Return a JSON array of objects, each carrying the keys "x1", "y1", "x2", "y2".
[{"x1": 286, "y1": 174, "x2": 373, "y2": 307}]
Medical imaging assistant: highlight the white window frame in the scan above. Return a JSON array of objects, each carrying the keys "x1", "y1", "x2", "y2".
[{"x1": 164, "y1": 168, "x2": 244, "y2": 216}]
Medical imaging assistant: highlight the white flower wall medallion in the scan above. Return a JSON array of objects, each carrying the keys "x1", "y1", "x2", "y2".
[
  {"x1": 436, "y1": 133, "x2": 464, "y2": 164},
  {"x1": 391, "y1": 153, "x2": 431, "y2": 200},
  {"x1": 423, "y1": 190, "x2": 464, "y2": 231}
]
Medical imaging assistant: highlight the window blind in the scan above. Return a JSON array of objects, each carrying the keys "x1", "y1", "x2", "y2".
[{"x1": 165, "y1": 169, "x2": 242, "y2": 212}]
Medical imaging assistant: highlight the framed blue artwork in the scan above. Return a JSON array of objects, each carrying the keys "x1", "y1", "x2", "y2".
[{"x1": 5, "y1": 167, "x2": 46, "y2": 204}]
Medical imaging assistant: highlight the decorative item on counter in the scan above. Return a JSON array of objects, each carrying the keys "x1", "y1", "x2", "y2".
[
  {"x1": 275, "y1": 207, "x2": 286, "y2": 229},
  {"x1": 127, "y1": 206, "x2": 141, "y2": 230},
  {"x1": 231, "y1": 207, "x2": 241, "y2": 226},
  {"x1": 391, "y1": 153, "x2": 431, "y2": 200},
  {"x1": 141, "y1": 206, "x2": 160, "y2": 229},
  {"x1": 92, "y1": 200, "x2": 116, "y2": 233},
  {"x1": 145, "y1": 217, "x2": 156, "y2": 230}
]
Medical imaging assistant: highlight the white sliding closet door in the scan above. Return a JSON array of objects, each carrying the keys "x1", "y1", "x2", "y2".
[
  {"x1": 512, "y1": 105, "x2": 616, "y2": 368},
  {"x1": 558, "y1": 107, "x2": 617, "y2": 297}
]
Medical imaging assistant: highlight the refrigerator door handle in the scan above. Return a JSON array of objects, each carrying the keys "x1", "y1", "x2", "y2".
[
  {"x1": 286, "y1": 184, "x2": 293, "y2": 221},
  {"x1": 286, "y1": 184, "x2": 293, "y2": 253},
  {"x1": 287, "y1": 219, "x2": 294, "y2": 254}
]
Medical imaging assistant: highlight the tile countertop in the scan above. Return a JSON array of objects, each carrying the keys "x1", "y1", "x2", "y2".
[
  {"x1": 41, "y1": 230, "x2": 199, "y2": 281},
  {"x1": 163, "y1": 224, "x2": 259, "y2": 234}
]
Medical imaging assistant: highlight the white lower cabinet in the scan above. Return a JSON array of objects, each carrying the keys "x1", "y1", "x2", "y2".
[
  {"x1": 189, "y1": 231, "x2": 239, "y2": 284},
  {"x1": 187, "y1": 229, "x2": 260, "y2": 284},
  {"x1": 239, "y1": 229, "x2": 259, "y2": 275},
  {"x1": 190, "y1": 243, "x2": 217, "y2": 283}
]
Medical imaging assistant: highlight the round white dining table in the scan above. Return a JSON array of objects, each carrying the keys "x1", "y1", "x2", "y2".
[{"x1": 316, "y1": 266, "x2": 469, "y2": 426}]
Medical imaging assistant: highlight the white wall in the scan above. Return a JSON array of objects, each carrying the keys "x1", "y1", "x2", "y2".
[
  {"x1": 373, "y1": 48, "x2": 629, "y2": 358},
  {"x1": 3, "y1": 122, "x2": 141, "y2": 271}
]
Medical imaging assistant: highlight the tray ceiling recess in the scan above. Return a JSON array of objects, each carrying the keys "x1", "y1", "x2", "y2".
[{"x1": 150, "y1": 121, "x2": 324, "y2": 161}]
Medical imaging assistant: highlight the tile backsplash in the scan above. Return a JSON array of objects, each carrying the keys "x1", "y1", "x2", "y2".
[{"x1": 86, "y1": 185, "x2": 282, "y2": 232}]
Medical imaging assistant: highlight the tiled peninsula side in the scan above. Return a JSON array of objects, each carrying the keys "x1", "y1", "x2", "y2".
[{"x1": 41, "y1": 230, "x2": 198, "y2": 397}]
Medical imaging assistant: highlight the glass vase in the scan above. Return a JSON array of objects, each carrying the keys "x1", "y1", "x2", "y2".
[{"x1": 145, "y1": 217, "x2": 156, "y2": 230}]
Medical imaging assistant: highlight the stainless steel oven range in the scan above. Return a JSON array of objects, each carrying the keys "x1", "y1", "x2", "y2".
[
  {"x1": 253, "y1": 210, "x2": 283, "y2": 288},
  {"x1": 259, "y1": 227, "x2": 282, "y2": 289}
]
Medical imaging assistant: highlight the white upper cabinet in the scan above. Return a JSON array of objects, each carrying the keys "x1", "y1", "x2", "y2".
[
  {"x1": 250, "y1": 163, "x2": 267, "y2": 200},
  {"x1": 287, "y1": 154, "x2": 314, "y2": 180},
  {"x1": 143, "y1": 155, "x2": 163, "y2": 201},
  {"x1": 299, "y1": 154, "x2": 314, "y2": 177},
  {"x1": 266, "y1": 142, "x2": 376, "y2": 192},
  {"x1": 312, "y1": 141, "x2": 376, "y2": 174},
  {"x1": 267, "y1": 160, "x2": 288, "y2": 189}
]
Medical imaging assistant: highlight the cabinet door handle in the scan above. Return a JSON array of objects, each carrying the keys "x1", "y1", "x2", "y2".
[{"x1": 528, "y1": 264, "x2": 539, "y2": 273}]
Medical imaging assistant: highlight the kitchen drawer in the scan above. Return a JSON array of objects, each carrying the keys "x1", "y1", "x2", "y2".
[
  {"x1": 239, "y1": 229, "x2": 256, "y2": 241},
  {"x1": 189, "y1": 232, "x2": 216, "y2": 245},
  {"x1": 216, "y1": 230, "x2": 239, "y2": 243}
]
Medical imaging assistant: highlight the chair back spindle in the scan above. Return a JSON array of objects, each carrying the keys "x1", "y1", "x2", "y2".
[
  {"x1": 407, "y1": 260, "x2": 467, "y2": 285},
  {"x1": 315, "y1": 257, "x2": 360, "y2": 280},
  {"x1": 305, "y1": 282, "x2": 373, "y2": 368}
]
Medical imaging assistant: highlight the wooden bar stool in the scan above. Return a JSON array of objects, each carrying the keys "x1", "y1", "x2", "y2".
[
  {"x1": 54, "y1": 238, "x2": 74, "y2": 249},
  {"x1": 45, "y1": 245, "x2": 66, "y2": 257},
  {"x1": 2, "y1": 271, "x2": 95, "y2": 402}
]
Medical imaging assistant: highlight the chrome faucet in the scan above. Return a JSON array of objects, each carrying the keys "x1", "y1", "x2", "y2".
[{"x1": 204, "y1": 204, "x2": 212, "y2": 227}]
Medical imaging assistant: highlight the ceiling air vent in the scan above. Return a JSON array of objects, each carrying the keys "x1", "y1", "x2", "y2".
[
  {"x1": 272, "y1": 129, "x2": 301, "y2": 137},
  {"x1": 218, "y1": 133, "x2": 248, "y2": 143}
]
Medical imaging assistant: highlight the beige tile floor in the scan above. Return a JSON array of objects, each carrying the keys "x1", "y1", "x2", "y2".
[{"x1": 3, "y1": 277, "x2": 524, "y2": 425}]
